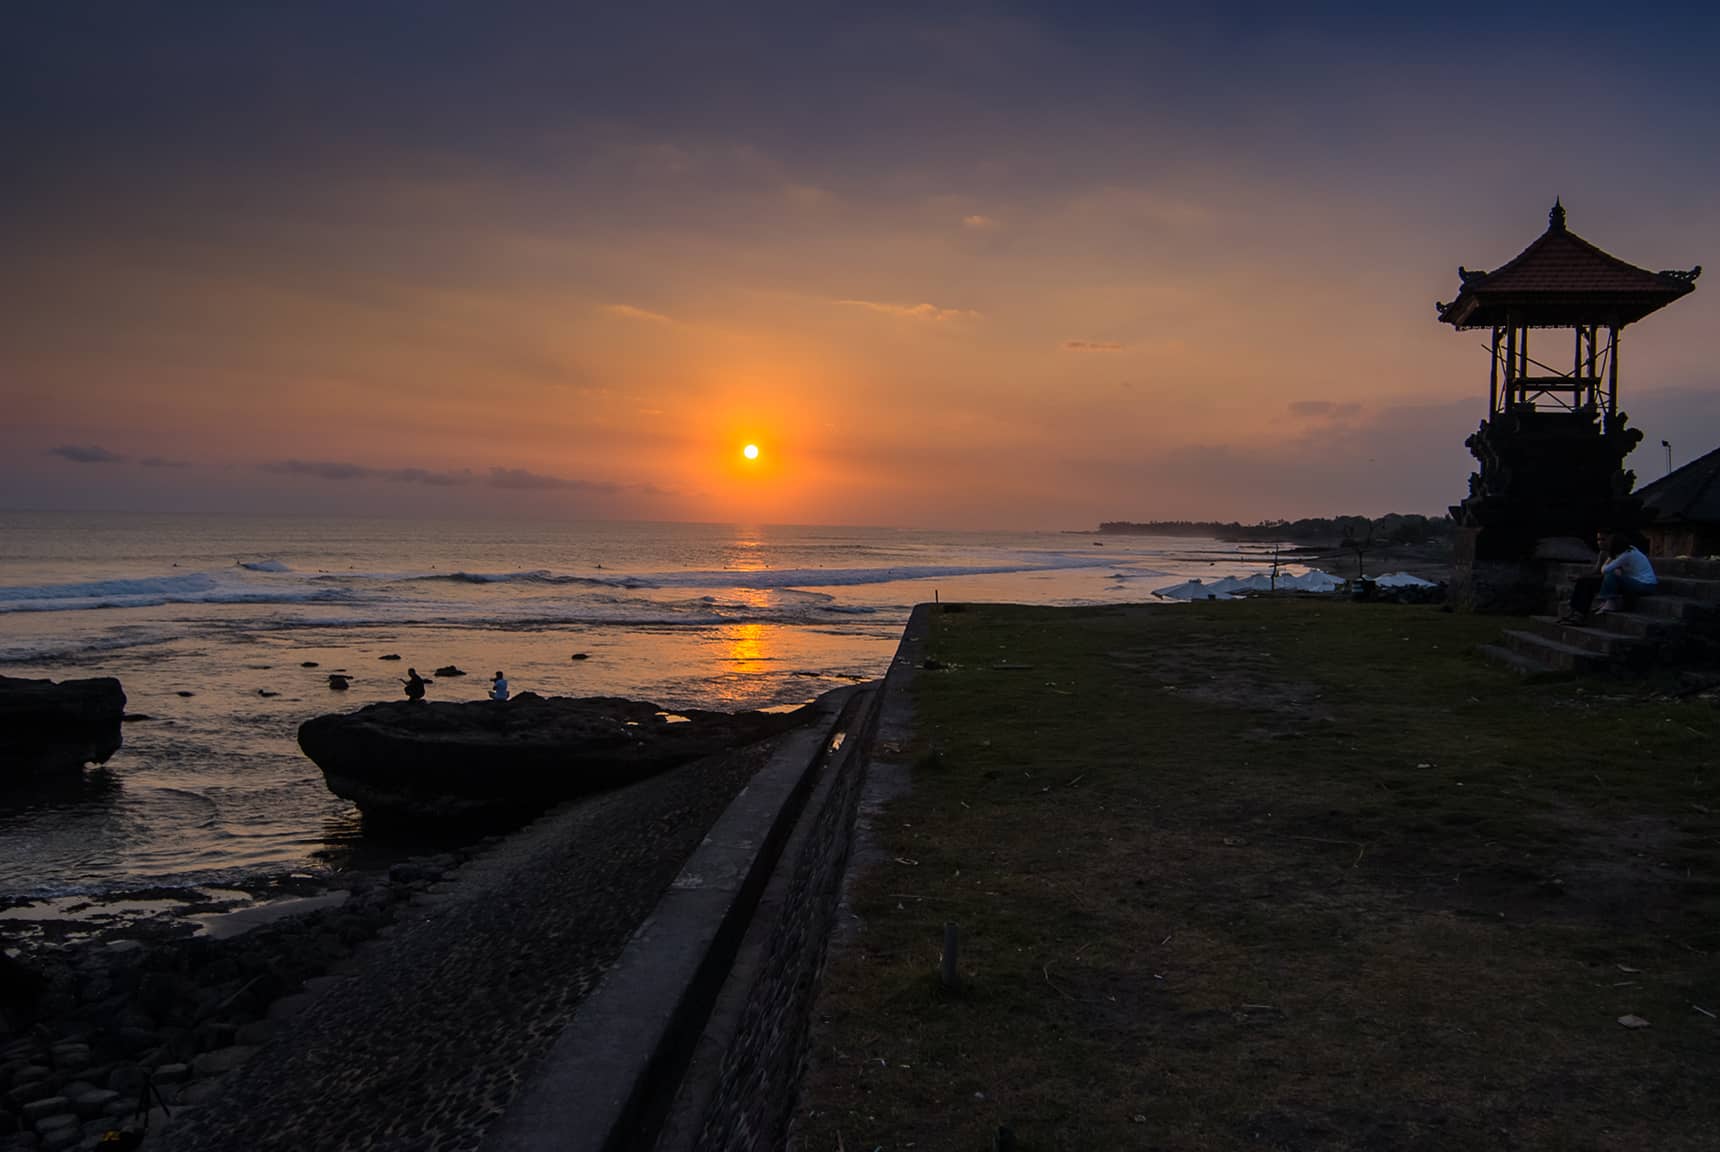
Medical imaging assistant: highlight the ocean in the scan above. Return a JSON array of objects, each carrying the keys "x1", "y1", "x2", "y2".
[{"x1": 0, "y1": 512, "x2": 1284, "y2": 901}]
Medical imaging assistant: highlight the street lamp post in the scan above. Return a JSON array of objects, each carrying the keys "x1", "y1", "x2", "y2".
[{"x1": 1662, "y1": 439, "x2": 1673, "y2": 475}]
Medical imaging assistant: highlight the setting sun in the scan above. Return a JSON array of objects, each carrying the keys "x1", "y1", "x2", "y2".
[{"x1": 742, "y1": 443, "x2": 760, "y2": 460}]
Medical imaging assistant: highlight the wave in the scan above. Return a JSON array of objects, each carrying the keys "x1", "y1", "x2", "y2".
[
  {"x1": 238, "y1": 559, "x2": 292, "y2": 573},
  {"x1": 0, "y1": 573, "x2": 221, "y2": 604},
  {"x1": 409, "y1": 557, "x2": 1124, "y2": 591}
]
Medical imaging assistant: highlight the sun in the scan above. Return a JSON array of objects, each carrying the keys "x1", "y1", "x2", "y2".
[{"x1": 742, "y1": 443, "x2": 760, "y2": 461}]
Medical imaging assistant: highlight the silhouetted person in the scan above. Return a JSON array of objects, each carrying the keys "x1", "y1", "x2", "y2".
[
  {"x1": 490, "y1": 671, "x2": 509, "y2": 702},
  {"x1": 1564, "y1": 532, "x2": 1657, "y2": 621},
  {"x1": 402, "y1": 668, "x2": 427, "y2": 703}
]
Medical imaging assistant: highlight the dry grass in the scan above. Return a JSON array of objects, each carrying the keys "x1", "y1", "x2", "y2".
[{"x1": 794, "y1": 601, "x2": 1720, "y2": 1151}]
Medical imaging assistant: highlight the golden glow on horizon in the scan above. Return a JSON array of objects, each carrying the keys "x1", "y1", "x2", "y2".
[{"x1": 743, "y1": 443, "x2": 760, "y2": 460}]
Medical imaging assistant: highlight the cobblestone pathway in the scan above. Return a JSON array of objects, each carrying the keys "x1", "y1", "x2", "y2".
[{"x1": 160, "y1": 739, "x2": 782, "y2": 1152}]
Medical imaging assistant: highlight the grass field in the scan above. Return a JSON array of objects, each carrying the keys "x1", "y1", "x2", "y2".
[{"x1": 794, "y1": 600, "x2": 1720, "y2": 1151}]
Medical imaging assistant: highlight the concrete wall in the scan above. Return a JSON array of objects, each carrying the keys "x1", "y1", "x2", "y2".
[{"x1": 684, "y1": 694, "x2": 879, "y2": 1150}]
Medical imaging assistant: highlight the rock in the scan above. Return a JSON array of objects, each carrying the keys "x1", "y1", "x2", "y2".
[
  {"x1": 379, "y1": 653, "x2": 402, "y2": 661},
  {"x1": 49, "y1": 1045, "x2": 89, "y2": 1071},
  {"x1": 234, "y1": 1020, "x2": 274, "y2": 1047},
  {"x1": 570, "y1": 652, "x2": 590, "y2": 660},
  {"x1": 300, "y1": 661, "x2": 319, "y2": 668},
  {"x1": 0, "y1": 956, "x2": 46, "y2": 1032},
  {"x1": 71, "y1": 1091, "x2": 117, "y2": 1119},
  {"x1": 149, "y1": 1064, "x2": 189, "y2": 1085},
  {"x1": 176, "y1": 691, "x2": 195, "y2": 698},
  {"x1": 177, "y1": 1079, "x2": 227, "y2": 1107},
  {"x1": 39, "y1": 1121, "x2": 80, "y2": 1151},
  {"x1": 121, "y1": 714, "x2": 151, "y2": 723},
  {"x1": 432, "y1": 666, "x2": 466, "y2": 678},
  {"x1": 257, "y1": 690, "x2": 279, "y2": 698},
  {"x1": 110, "y1": 1028, "x2": 159, "y2": 1056},
  {"x1": 105, "y1": 1066, "x2": 147, "y2": 1096},
  {"x1": 0, "y1": 676, "x2": 125, "y2": 780},
  {"x1": 299, "y1": 695, "x2": 814, "y2": 824},
  {"x1": 266, "y1": 994, "x2": 312, "y2": 1022},
  {"x1": 22, "y1": 1098, "x2": 70, "y2": 1123},
  {"x1": 327, "y1": 675, "x2": 351, "y2": 691},
  {"x1": 190, "y1": 1046, "x2": 257, "y2": 1078}
]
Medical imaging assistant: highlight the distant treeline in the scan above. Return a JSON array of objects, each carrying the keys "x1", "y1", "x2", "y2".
[{"x1": 1098, "y1": 514, "x2": 1456, "y2": 546}]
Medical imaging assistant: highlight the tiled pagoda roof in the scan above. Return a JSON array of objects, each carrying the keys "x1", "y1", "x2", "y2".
[{"x1": 1438, "y1": 201, "x2": 1698, "y2": 329}]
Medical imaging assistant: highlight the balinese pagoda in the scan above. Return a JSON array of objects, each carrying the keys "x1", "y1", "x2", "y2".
[{"x1": 1438, "y1": 200, "x2": 1699, "y2": 611}]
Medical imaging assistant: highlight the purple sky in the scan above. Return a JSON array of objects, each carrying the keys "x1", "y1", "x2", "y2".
[{"x1": 4, "y1": 3, "x2": 1716, "y2": 528}]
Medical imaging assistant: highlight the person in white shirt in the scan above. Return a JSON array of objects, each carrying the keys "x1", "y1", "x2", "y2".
[
  {"x1": 1595, "y1": 533, "x2": 1657, "y2": 614},
  {"x1": 490, "y1": 671, "x2": 509, "y2": 702}
]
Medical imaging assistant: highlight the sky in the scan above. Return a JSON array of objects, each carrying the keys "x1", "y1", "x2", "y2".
[{"x1": 4, "y1": 2, "x2": 1718, "y2": 530}]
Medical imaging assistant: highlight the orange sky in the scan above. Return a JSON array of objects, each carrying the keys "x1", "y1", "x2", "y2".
[{"x1": 5, "y1": 6, "x2": 1717, "y2": 528}]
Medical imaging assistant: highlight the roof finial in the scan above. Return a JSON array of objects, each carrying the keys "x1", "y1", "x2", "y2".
[{"x1": 1549, "y1": 197, "x2": 1566, "y2": 232}]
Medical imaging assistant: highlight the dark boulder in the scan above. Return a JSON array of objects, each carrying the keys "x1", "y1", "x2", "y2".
[
  {"x1": 298, "y1": 695, "x2": 811, "y2": 824},
  {"x1": 0, "y1": 675, "x2": 125, "y2": 781},
  {"x1": 433, "y1": 665, "x2": 465, "y2": 678}
]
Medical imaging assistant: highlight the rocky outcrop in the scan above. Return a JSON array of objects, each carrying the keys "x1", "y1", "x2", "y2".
[
  {"x1": 298, "y1": 694, "x2": 809, "y2": 823},
  {"x1": 0, "y1": 675, "x2": 125, "y2": 782}
]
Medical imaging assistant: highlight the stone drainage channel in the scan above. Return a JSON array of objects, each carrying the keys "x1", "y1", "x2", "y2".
[{"x1": 483, "y1": 676, "x2": 886, "y2": 1152}]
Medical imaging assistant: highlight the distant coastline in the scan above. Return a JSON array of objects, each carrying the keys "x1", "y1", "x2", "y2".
[{"x1": 1095, "y1": 513, "x2": 1456, "y2": 547}]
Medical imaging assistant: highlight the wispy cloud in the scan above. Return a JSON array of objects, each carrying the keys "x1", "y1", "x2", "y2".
[
  {"x1": 962, "y1": 214, "x2": 1001, "y2": 231},
  {"x1": 841, "y1": 299, "x2": 982, "y2": 322},
  {"x1": 1061, "y1": 340, "x2": 1125, "y2": 352},
  {"x1": 264, "y1": 459, "x2": 476, "y2": 485},
  {"x1": 487, "y1": 467, "x2": 618, "y2": 493},
  {"x1": 1288, "y1": 400, "x2": 1363, "y2": 421},
  {"x1": 139, "y1": 456, "x2": 191, "y2": 468},
  {"x1": 603, "y1": 303, "x2": 674, "y2": 324},
  {"x1": 263, "y1": 459, "x2": 658, "y2": 496},
  {"x1": 49, "y1": 444, "x2": 124, "y2": 463}
]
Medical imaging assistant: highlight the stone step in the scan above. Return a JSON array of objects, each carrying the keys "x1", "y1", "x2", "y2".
[
  {"x1": 1654, "y1": 574, "x2": 1720, "y2": 602},
  {"x1": 1500, "y1": 629, "x2": 1615, "y2": 674},
  {"x1": 1478, "y1": 643, "x2": 1573, "y2": 679},
  {"x1": 1580, "y1": 609, "x2": 1678, "y2": 639},
  {"x1": 1626, "y1": 594, "x2": 1717, "y2": 622},
  {"x1": 1653, "y1": 557, "x2": 1720, "y2": 581},
  {"x1": 1526, "y1": 616, "x2": 1649, "y2": 657}
]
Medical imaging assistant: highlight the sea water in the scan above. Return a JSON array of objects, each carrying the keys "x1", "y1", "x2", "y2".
[{"x1": 0, "y1": 513, "x2": 1281, "y2": 897}]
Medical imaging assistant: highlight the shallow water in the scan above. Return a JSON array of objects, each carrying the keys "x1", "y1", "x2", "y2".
[{"x1": 0, "y1": 514, "x2": 1284, "y2": 896}]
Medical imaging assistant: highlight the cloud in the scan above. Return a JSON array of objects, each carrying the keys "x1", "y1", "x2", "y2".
[
  {"x1": 841, "y1": 299, "x2": 982, "y2": 322},
  {"x1": 962, "y1": 214, "x2": 1001, "y2": 231},
  {"x1": 603, "y1": 303, "x2": 674, "y2": 324},
  {"x1": 1288, "y1": 400, "x2": 1364, "y2": 421},
  {"x1": 262, "y1": 458, "x2": 659, "y2": 496},
  {"x1": 263, "y1": 459, "x2": 476, "y2": 485},
  {"x1": 49, "y1": 444, "x2": 124, "y2": 463},
  {"x1": 1061, "y1": 340, "x2": 1125, "y2": 352},
  {"x1": 485, "y1": 467, "x2": 618, "y2": 493},
  {"x1": 138, "y1": 456, "x2": 191, "y2": 468}
]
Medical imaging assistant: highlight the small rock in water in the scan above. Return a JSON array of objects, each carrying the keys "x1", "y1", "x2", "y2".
[
  {"x1": 177, "y1": 691, "x2": 195, "y2": 698},
  {"x1": 571, "y1": 652, "x2": 590, "y2": 661},
  {"x1": 1618, "y1": 1014, "x2": 1651, "y2": 1029},
  {"x1": 434, "y1": 666, "x2": 466, "y2": 678},
  {"x1": 301, "y1": 661, "x2": 319, "y2": 668},
  {"x1": 379, "y1": 653, "x2": 402, "y2": 661},
  {"x1": 123, "y1": 713, "x2": 151, "y2": 722},
  {"x1": 257, "y1": 689, "x2": 279, "y2": 698},
  {"x1": 327, "y1": 675, "x2": 351, "y2": 691}
]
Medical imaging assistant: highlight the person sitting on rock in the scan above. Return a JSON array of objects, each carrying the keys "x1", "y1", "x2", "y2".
[
  {"x1": 402, "y1": 668, "x2": 427, "y2": 702},
  {"x1": 490, "y1": 671, "x2": 509, "y2": 702}
]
